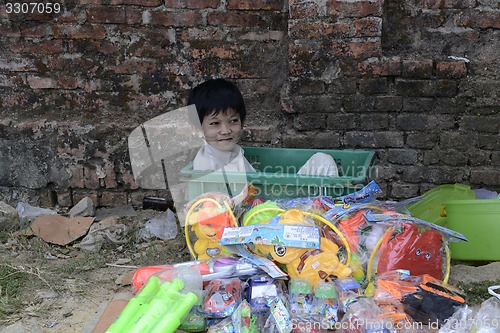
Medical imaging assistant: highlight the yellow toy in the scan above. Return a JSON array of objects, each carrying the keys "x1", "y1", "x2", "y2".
[
  {"x1": 256, "y1": 209, "x2": 352, "y2": 287},
  {"x1": 186, "y1": 197, "x2": 236, "y2": 260}
]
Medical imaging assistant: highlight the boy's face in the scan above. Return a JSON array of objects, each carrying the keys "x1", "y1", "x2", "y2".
[{"x1": 201, "y1": 108, "x2": 242, "y2": 151}]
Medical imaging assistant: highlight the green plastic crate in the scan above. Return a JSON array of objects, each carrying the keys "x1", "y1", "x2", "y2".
[{"x1": 180, "y1": 147, "x2": 375, "y2": 200}]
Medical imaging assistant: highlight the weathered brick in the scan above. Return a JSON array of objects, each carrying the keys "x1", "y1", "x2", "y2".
[
  {"x1": 27, "y1": 76, "x2": 58, "y2": 89},
  {"x1": 120, "y1": 169, "x2": 139, "y2": 190},
  {"x1": 442, "y1": 149, "x2": 469, "y2": 166},
  {"x1": 80, "y1": 0, "x2": 160, "y2": 4},
  {"x1": 433, "y1": 97, "x2": 466, "y2": 113},
  {"x1": 422, "y1": 149, "x2": 440, "y2": 165},
  {"x1": 401, "y1": 60, "x2": 433, "y2": 79},
  {"x1": 468, "y1": 150, "x2": 492, "y2": 167},
  {"x1": 460, "y1": 80, "x2": 500, "y2": 98},
  {"x1": 436, "y1": 60, "x2": 467, "y2": 78},
  {"x1": 456, "y1": 9, "x2": 500, "y2": 29},
  {"x1": 289, "y1": 20, "x2": 351, "y2": 40},
  {"x1": 390, "y1": 183, "x2": 420, "y2": 199},
  {"x1": 344, "y1": 131, "x2": 404, "y2": 148},
  {"x1": 191, "y1": 46, "x2": 238, "y2": 59},
  {"x1": 478, "y1": 134, "x2": 500, "y2": 150},
  {"x1": 359, "y1": 77, "x2": 388, "y2": 95},
  {"x1": 227, "y1": 0, "x2": 282, "y2": 10},
  {"x1": 326, "y1": 78, "x2": 357, "y2": 95},
  {"x1": 288, "y1": 0, "x2": 323, "y2": 19},
  {"x1": 402, "y1": 98, "x2": 434, "y2": 112},
  {"x1": 53, "y1": 24, "x2": 108, "y2": 39},
  {"x1": 0, "y1": 74, "x2": 23, "y2": 88},
  {"x1": 355, "y1": 113, "x2": 390, "y2": 130},
  {"x1": 396, "y1": 114, "x2": 455, "y2": 131},
  {"x1": 208, "y1": 12, "x2": 265, "y2": 27},
  {"x1": 165, "y1": 0, "x2": 219, "y2": 8},
  {"x1": 402, "y1": 166, "x2": 467, "y2": 184},
  {"x1": 460, "y1": 115, "x2": 500, "y2": 134},
  {"x1": 395, "y1": 79, "x2": 457, "y2": 97},
  {"x1": 357, "y1": 57, "x2": 401, "y2": 76},
  {"x1": 149, "y1": 11, "x2": 203, "y2": 27},
  {"x1": 417, "y1": 0, "x2": 477, "y2": 9},
  {"x1": 326, "y1": 0, "x2": 383, "y2": 17},
  {"x1": 56, "y1": 190, "x2": 73, "y2": 207},
  {"x1": 10, "y1": 40, "x2": 64, "y2": 54},
  {"x1": 329, "y1": 40, "x2": 382, "y2": 59},
  {"x1": 99, "y1": 192, "x2": 128, "y2": 207},
  {"x1": 86, "y1": 7, "x2": 143, "y2": 24},
  {"x1": 83, "y1": 165, "x2": 100, "y2": 190},
  {"x1": 69, "y1": 165, "x2": 85, "y2": 189},
  {"x1": 343, "y1": 95, "x2": 375, "y2": 112},
  {"x1": 470, "y1": 168, "x2": 500, "y2": 185},
  {"x1": 106, "y1": 59, "x2": 157, "y2": 74},
  {"x1": 290, "y1": 95, "x2": 342, "y2": 113},
  {"x1": 440, "y1": 132, "x2": 478, "y2": 150},
  {"x1": 327, "y1": 113, "x2": 357, "y2": 130},
  {"x1": 353, "y1": 17, "x2": 382, "y2": 37},
  {"x1": 282, "y1": 131, "x2": 342, "y2": 148},
  {"x1": 241, "y1": 126, "x2": 274, "y2": 143},
  {"x1": 58, "y1": 77, "x2": 79, "y2": 90},
  {"x1": 374, "y1": 96, "x2": 403, "y2": 111},
  {"x1": 387, "y1": 149, "x2": 419, "y2": 165},
  {"x1": 19, "y1": 24, "x2": 47, "y2": 38},
  {"x1": 293, "y1": 114, "x2": 327, "y2": 131},
  {"x1": 492, "y1": 152, "x2": 500, "y2": 166},
  {"x1": 290, "y1": 79, "x2": 326, "y2": 95}
]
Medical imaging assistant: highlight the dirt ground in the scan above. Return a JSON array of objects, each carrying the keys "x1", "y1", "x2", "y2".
[
  {"x1": 0, "y1": 208, "x2": 499, "y2": 333},
  {"x1": 0, "y1": 209, "x2": 192, "y2": 333}
]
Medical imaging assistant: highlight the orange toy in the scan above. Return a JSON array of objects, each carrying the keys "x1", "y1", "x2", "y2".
[{"x1": 256, "y1": 209, "x2": 352, "y2": 287}]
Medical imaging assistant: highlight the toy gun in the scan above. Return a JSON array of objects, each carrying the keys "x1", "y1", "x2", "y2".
[
  {"x1": 107, "y1": 275, "x2": 198, "y2": 333},
  {"x1": 132, "y1": 257, "x2": 263, "y2": 292}
]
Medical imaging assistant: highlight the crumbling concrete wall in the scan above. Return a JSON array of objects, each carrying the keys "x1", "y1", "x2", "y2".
[{"x1": 0, "y1": 0, "x2": 498, "y2": 207}]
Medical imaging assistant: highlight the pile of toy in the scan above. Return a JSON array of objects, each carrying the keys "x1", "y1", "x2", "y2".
[{"x1": 106, "y1": 181, "x2": 499, "y2": 333}]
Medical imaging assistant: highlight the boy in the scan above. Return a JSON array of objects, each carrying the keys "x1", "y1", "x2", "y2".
[{"x1": 188, "y1": 78, "x2": 255, "y2": 172}]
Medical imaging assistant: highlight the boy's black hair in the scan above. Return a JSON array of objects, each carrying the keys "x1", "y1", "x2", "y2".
[{"x1": 187, "y1": 78, "x2": 246, "y2": 125}]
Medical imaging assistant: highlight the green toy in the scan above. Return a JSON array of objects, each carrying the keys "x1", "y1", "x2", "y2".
[{"x1": 106, "y1": 275, "x2": 198, "y2": 333}]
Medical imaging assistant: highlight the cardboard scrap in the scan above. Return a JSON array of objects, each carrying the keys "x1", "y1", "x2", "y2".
[{"x1": 24, "y1": 215, "x2": 95, "y2": 246}]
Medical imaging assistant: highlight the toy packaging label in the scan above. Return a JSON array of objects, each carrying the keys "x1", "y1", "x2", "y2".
[
  {"x1": 363, "y1": 212, "x2": 467, "y2": 242},
  {"x1": 270, "y1": 299, "x2": 293, "y2": 333},
  {"x1": 220, "y1": 224, "x2": 321, "y2": 249}
]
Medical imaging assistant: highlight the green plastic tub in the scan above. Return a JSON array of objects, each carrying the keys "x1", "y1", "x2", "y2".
[
  {"x1": 180, "y1": 146, "x2": 375, "y2": 200},
  {"x1": 444, "y1": 199, "x2": 500, "y2": 261},
  {"x1": 405, "y1": 184, "x2": 475, "y2": 226}
]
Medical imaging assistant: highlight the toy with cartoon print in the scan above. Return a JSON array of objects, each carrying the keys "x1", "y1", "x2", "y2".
[
  {"x1": 243, "y1": 207, "x2": 353, "y2": 287},
  {"x1": 184, "y1": 192, "x2": 238, "y2": 260}
]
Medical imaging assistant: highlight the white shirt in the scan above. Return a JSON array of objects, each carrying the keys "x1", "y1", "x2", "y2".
[{"x1": 193, "y1": 143, "x2": 256, "y2": 172}]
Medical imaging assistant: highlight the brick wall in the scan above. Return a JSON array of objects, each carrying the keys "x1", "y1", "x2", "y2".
[{"x1": 0, "y1": 0, "x2": 498, "y2": 207}]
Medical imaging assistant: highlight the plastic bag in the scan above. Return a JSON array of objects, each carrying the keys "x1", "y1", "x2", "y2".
[
  {"x1": 137, "y1": 209, "x2": 178, "y2": 241},
  {"x1": 297, "y1": 152, "x2": 339, "y2": 177}
]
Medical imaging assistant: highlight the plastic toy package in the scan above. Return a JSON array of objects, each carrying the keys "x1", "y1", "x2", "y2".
[
  {"x1": 339, "y1": 297, "x2": 392, "y2": 333},
  {"x1": 201, "y1": 278, "x2": 244, "y2": 319},
  {"x1": 373, "y1": 271, "x2": 465, "y2": 328},
  {"x1": 184, "y1": 192, "x2": 238, "y2": 260},
  {"x1": 439, "y1": 296, "x2": 500, "y2": 333},
  {"x1": 314, "y1": 281, "x2": 339, "y2": 330},
  {"x1": 112, "y1": 180, "x2": 483, "y2": 333}
]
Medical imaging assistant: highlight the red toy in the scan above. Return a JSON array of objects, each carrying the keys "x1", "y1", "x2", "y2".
[{"x1": 377, "y1": 223, "x2": 444, "y2": 280}]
